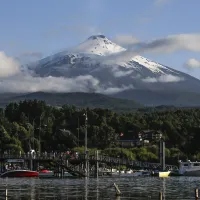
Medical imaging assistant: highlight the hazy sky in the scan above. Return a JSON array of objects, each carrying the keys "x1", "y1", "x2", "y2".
[{"x1": 1, "y1": 0, "x2": 200, "y2": 79}]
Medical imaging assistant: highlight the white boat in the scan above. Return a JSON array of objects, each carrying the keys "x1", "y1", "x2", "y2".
[
  {"x1": 64, "y1": 172, "x2": 73, "y2": 177},
  {"x1": 178, "y1": 160, "x2": 200, "y2": 176},
  {"x1": 39, "y1": 170, "x2": 73, "y2": 178},
  {"x1": 125, "y1": 169, "x2": 133, "y2": 174},
  {"x1": 132, "y1": 170, "x2": 151, "y2": 177}
]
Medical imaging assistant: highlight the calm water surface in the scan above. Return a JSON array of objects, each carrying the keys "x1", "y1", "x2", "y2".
[{"x1": 0, "y1": 176, "x2": 199, "y2": 200}]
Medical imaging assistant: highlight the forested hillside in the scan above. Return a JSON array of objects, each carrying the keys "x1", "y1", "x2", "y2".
[{"x1": 1, "y1": 100, "x2": 200, "y2": 164}]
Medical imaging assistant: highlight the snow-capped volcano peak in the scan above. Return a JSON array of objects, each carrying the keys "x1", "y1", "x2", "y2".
[
  {"x1": 87, "y1": 34, "x2": 107, "y2": 40},
  {"x1": 72, "y1": 34, "x2": 125, "y2": 56}
]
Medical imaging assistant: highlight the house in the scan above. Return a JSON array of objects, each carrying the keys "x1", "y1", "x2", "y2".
[
  {"x1": 137, "y1": 130, "x2": 162, "y2": 141},
  {"x1": 118, "y1": 130, "x2": 162, "y2": 148}
]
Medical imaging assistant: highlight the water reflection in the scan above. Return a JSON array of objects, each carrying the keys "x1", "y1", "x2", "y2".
[
  {"x1": 162, "y1": 178, "x2": 166, "y2": 200},
  {"x1": 85, "y1": 177, "x2": 88, "y2": 200},
  {"x1": 0, "y1": 177, "x2": 200, "y2": 199},
  {"x1": 96, "y1": 177, "x2": 99, "y2": 200},
  {"x1": 30, "y1": 178, "x2": 36, "y2": 200},
  {"x1": 115, "y1": 196, "x2": 121, "y2": 200}
]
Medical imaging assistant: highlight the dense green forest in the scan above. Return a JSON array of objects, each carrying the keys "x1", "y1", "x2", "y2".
[{"x1": 1, "y1": 100, "x2": 200, "y2": 164}]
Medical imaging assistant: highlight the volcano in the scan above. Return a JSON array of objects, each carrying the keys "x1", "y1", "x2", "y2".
[{"x1": 24, "y1": 35, "x2": 200, "y2": 106}]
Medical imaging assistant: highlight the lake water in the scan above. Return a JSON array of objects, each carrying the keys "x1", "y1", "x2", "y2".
[{"x1": 0, "y1": 176, "x2": 199, "y2": 200}]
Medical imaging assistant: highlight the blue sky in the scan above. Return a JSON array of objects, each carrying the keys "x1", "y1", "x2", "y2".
[{"x1": 1, "y1": 0, "x2": 200, "y2": 78}]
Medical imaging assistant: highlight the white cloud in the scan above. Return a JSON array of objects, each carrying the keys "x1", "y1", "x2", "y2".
[
  {"x1": 113, "y1": 70, "x2": 133, "y2": 78},
  {"x1": 0, "y1": 73, "x2": 133, "y2": 94},
  {"x1": 114, "y1": 33, "x2": 200, "y2": 55},
  {"x1": 0, "y1": 74, "x2": 99, "y2": 93},
  {"x1": 184, "y1": 58, "x2": 200, "y2": 69},
  {"x1": 111, "y1": 66, "x2": 133, "y2": 77},
  {"x1": 103, "y1": 33, "x2": 200, "y2": 63},
  {"x1": 142, "y1": 77, "x2": 157, "y2": 83},
  {"x1": 0, "y1": 52, "x2": 20, "y2": 78},
  {"x1": 0, "y1": 52, "x2": 133, "y2": 94},
  {"x1": 142, "y1": 74, "x2": 184, "y2": 83},
  {"x1": 113, "y1": 35, "x2": 139, "y2": 47},
  {"x1": 133, "y1": 34, "x2": 200, "y2": 54},
  {"x1": 102, "y1": 85, "x2": 134, "y2": 94}
]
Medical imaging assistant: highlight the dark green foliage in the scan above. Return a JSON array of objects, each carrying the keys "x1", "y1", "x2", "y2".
[{"x1": 1, "y1": 100, "x2": 200, "y2": 163}]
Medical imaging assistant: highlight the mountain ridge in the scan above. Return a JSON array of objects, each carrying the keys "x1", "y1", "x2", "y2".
[
  {"x1": 24, "y1": 35, "x2": 200, "y2": 106},
  {"x1": 0, "y1": 92, "x2": 143, "y2": 111}
]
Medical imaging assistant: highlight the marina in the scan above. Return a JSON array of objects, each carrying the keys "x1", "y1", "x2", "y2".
[{"x1": 0, "y1": 152, "x2": 177, "y2": 178}]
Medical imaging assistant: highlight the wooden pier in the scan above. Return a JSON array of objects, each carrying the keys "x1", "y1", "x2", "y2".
[{"x1": 0, "y1": 151, "x2": 178, "y2": 177}]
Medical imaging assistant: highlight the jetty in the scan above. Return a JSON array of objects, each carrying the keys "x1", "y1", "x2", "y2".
[{"x1": 0, "y1": 149, "x2": 177, "y2": 178}]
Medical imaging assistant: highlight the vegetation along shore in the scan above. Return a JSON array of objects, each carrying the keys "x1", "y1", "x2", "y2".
[{"x1": 1, "y1": 100, "x2": 200, "y2": 166}]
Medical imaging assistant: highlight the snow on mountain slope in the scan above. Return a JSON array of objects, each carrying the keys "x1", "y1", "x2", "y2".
[
  {"x1": 129, "y1": 56, "x2": 176, "y2": 74},
  {"x1": 71, "y1": 35, "x2": 125, "y2": 56},
  {"x1": 32, "y1": 35, "x2": 175, "y2": 75},
  {"x1": 30, "y1": 35, "x2": 200, "y2": 96}
]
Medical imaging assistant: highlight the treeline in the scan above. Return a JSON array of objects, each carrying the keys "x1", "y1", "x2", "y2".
[{"x1": 1, "y1": 100, "x2": 200, "y2": 163}]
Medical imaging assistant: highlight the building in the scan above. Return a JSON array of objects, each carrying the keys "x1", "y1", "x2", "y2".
[
  {"x1": 138, "y1": 130, "x2": 162, "y2": 141},
  {"x1": 118, "y1": 130, "x2": 162, "y2": 148}
]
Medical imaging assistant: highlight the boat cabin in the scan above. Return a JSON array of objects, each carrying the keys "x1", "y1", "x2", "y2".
[{"x1": 179, "y1": 160, "x2": 200, "y2": 170}]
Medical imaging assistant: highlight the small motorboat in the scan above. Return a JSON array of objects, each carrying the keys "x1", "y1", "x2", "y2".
[
  {"x1": 39, "y1": 169, "x2": 73, "y2": 178},
  {"x1": 132, "y1": 170, "x2": 151, "y2": 177},
  {"x1": 0, "y1": 170, "x2": 39, "y2": 178},
  {"x1": 39, "y1": 169, "x2": 54, "y2": 178},
  {"x1": 151, "y1": 170, "x2": 171, "y2": 177}
]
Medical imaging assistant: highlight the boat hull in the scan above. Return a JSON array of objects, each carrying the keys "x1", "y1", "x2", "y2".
[
  {"x1": 0, "y1": 170, "x2": 39, "y2": 178},
  {"x1": 39, "y1": 171, "x2": 73, "y2": 178},
  {"x1": 184, "y1": 170, "x2": 200, "y2": 176},
  {"x1": 39, "y1": 171, "x2": 54, "y2": 178},
  {"x1": 152, "y1": 171, "x2": 170, "y2": 177}
]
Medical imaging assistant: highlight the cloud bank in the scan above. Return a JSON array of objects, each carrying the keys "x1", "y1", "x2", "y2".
[
  {"x1": 185, "y1": 58, "x2": 200, "y2": 69},
  {"x1": 0, "y1": 52, "x2": 133, "y2": 94},
  {"x1": 142, "y1": 74, "x2": 184, "y2": 83},
  {"x1": 129, "y1": 34, "x2": 200, "y2": 54},
  {"x1": 0, "y1": 52, "x2": 20, "y2": 78},
  {"x1": 113, "y1": 35, "x2": 139, "y2": 47},
  {"x1": 100, "y1": 33, "x2": 200, "y2": 65}
]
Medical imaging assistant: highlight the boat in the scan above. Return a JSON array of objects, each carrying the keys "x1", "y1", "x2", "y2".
[
  {"x1": 0, "y1": 170, "x2": 39, "y2": 178},
  {"x1": 151, "y1": 170, "x2": 170, "y2": 177},
  {"x1": 169, "y1": 169, "x2": 184, "y2": 176},
  {"x1": 39, "y1": 169, "x2": 74, "y2": 178},
  {"x1": 39, "y1": 169, "x2": 54, "y2": 178},
  {"x1": 177, "y1": 160, "x2": 200, "y2": 176},
  {"x1": 132, "y1": 170, "x2": 151, "y2": 177}
]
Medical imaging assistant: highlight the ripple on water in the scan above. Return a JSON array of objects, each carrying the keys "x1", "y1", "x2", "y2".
[{"x1": 0, "y1": 176, "x2": 199, "y2": 199}]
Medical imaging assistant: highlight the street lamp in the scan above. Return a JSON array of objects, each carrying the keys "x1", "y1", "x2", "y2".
[
  {"x1": 83, "y1": 112, "x2": 88, "y2": 154},
  {"x1": 77, "y1": 117, "x2": 80, "y2": 147},
  {"x1": 83, "y1": 111, "x2": 88, "y2": 176},
  {"x1": 32, "y1": 114, "x2": 44, "y2": 153}
]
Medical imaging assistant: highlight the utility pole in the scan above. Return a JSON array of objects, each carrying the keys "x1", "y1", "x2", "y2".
[
  {"x1": 32, "y1": 120, "x2": 35, "y2": 150},
  {"x1": 159, "y1": 137, "x2": 165, "y2": 171},
  {"x1": 77, "y1": 117, "x2": 80, "y2": 147},
  {"x1": 32, "y1": 113, "x2": 43, "y2": 153},
  {"x1": 84, "y1": 111, "x2": 88, "y2": 177},
  {"x1": 39, "y1": 116, "x2": 42, "y2": 154}
]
